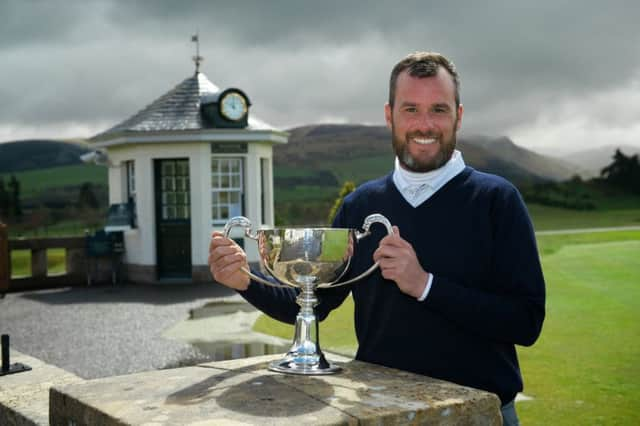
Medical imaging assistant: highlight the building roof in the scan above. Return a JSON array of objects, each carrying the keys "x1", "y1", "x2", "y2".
[{"x1": 92, "y1": 72, "x2": 278, "y2": 140}]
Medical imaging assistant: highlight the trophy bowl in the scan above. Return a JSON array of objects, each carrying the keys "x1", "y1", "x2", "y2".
[{"x1": 224, "y1": 214, "x2": 393, "y2": 375}]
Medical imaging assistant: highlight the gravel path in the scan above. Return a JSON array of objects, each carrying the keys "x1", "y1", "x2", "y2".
[{"x1": 0, "y1": 283, "x2": 235, "y2": 379}]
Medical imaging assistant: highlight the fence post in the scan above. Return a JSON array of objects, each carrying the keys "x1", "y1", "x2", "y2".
[{"x1": 0, "y1": 222, "x2": 9, "y2": 293}]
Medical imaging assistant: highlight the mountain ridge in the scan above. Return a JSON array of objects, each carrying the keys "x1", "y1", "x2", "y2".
[
  {"x1": 0, "y1": 139, "x2": 90, "y2": 173},
  {"x1": 277, "y1": 124, "x2": 578, "y2": 186},
  {"x1": 1, "y1": 127, "x2": 580, "y2": 187}
]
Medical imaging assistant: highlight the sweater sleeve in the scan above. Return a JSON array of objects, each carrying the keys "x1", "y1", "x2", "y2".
[
  {"x1": 238, "y1": 271, "x2": 301, "y2": 325},
  {"x1": 424, "y1": 186, "x2": 546, "y2": 346}
]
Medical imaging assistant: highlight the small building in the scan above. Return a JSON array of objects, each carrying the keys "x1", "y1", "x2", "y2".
[{"x1": 89, "y1": 71, "x2": 287, "y2": 283}]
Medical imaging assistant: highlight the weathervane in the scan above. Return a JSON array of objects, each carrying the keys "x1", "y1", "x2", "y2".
[{"x1": 191, "y1": 32, "x2": 203, "y2": 74}]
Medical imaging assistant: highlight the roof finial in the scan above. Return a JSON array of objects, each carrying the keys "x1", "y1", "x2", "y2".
[{"x1": 191, "y1": 32, "x2": 203, "y2": 74}]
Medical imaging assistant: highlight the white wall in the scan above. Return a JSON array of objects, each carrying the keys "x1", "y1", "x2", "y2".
[
  {"x1": 106, "y1": 141, "x2": 275, "y2": 268},
  {"x1": 107, "y1": 143, "x2": 201, "y2": 266},
  {"x1": 252, "y1": 142, "x2": 275, "y2": 228}
]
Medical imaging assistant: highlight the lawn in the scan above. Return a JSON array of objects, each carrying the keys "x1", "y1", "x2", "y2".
[
  {"x1": 2, "y1": 164, "x2": 107, "y2": 198},
  {"x1": 517, "y1": 233, "x2": 639, "y2": 425},
  {"x1": 253, "y1": 229, "x2": 640, "y2": 425},
  {"x1": 528, "y1": 203, "x2": 640, "y2": 231},
  {"x1": 10, "y1": 248, "x2": 66, "y2": 277}
]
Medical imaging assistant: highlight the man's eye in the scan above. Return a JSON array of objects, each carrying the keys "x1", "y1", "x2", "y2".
[
  {"x1": 404, "y1": 107, "x2": 417, "y2": 113},
  {"x1": 433, "y1": 106, "x2": 449, "y2": 113}
]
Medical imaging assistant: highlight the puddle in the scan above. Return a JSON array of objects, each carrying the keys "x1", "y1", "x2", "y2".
[
  {"x1": 163, "y1": 296, "x2": 291, "y2": 365},
  {"x1": 191, "y1": 341, "x2": 288, "y2": 361},
  {"x1": 189, "y1": 298, "x2": 257, "y2": 319}
]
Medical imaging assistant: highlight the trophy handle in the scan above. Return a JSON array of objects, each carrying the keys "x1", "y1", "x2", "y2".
[
  {"x1": 222, "y1": 216, "x2": 286, "y2": 288},
  {"x1": 327, "y1": 213, "x2": 394, "y2": 288}
]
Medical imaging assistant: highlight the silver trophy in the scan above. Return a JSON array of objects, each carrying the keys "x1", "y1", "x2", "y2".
[{"x1": 223, "y1": 214, "x2": 393, "y2": 375}]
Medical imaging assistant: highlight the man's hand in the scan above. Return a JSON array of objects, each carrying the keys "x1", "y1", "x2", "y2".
[
  {"x1": 372, "y1": 226, "x2": 429, "y2": 299},
  {"x1": 208, "y1": 231, "x2": 250, "y2": 290}
]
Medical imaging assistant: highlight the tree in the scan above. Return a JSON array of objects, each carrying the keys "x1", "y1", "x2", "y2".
[
  {"x1": 0, "y1": 178, "x2": 9, "y2": 221},
  {"x1": 77, "y1": 182, "x2": 100, "y2": 209},
  {"x1": 8, "y1": 175, "x2": 22, "y2": 219},
  {"x1": 327, "y1": 181, "x2": 356, "y2": 225},
  {"x1": 600, "y1": 149, "x2": 640, "y2": 194}
]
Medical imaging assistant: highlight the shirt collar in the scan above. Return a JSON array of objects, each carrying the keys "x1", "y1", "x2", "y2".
[{"x1": 393, "y1": 149, "x2": 465, "y2": 192}]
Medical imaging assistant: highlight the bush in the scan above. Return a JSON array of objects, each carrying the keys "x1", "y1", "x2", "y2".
[{"x1": 522, "y1": 182, "x2": 596, "y2": 210}]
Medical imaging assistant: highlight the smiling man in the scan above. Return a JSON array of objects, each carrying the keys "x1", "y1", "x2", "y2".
[
  {"x1": 209, "y1": 51, "x2": 546, "y2": 426},
  {"x1": 386, "y1": 55, "x2": 462, "y2": 174}
]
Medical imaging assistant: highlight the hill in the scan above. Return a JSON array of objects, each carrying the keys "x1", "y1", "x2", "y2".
[
  {"x1": 275, "y1": 124, "x2": 578, "y2": 188},
  {"x1": 1, "y1": 128, "x2": 577, "y2": 186},
  {"x1": 460, "y1": 134, "x2": 578, "y2": 182},
  {"x1": 0, "y1": 139, "x2": 90, "y2": 173}
]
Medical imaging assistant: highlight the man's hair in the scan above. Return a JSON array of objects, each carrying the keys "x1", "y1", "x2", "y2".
[{"x1": 388, "y1": 51, "x2": 460, "y2": 108}]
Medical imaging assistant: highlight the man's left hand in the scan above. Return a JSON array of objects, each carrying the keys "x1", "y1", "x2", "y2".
[{"x1": 373, "y1": 226, "x2": 429, "y2": 299}]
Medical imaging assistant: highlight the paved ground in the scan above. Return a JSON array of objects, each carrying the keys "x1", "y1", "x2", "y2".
[{"x1": 0, "y1": 282, "x2": 242, "y2": 379}]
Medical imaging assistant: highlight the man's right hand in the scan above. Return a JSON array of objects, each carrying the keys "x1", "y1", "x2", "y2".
[{"x1": 208, "y1": 231, "x2": 250, "y2": 290}]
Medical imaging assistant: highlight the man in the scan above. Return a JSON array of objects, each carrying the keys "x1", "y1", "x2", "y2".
[{"x1": 209, "y1": 52, "x2": 545, "y2": 425}]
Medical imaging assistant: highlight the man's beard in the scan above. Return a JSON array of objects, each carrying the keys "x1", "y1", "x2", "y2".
[{"x1": 392, "y1": 126, "x2": 457, "y2": 173}]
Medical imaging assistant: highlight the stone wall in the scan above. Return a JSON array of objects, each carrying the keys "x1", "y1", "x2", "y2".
[{"x1": 0, "y1": 350, "x2": 84, "y2": 426}]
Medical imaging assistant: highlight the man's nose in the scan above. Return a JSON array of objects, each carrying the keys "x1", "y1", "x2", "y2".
[{"x1": 414, "y1": 112, "x2": 437, "y2": 132}]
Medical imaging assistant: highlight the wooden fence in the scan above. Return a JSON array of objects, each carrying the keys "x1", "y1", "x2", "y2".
[{"x1": 0, "y1": 223, "x2": 115, "y2": 294}]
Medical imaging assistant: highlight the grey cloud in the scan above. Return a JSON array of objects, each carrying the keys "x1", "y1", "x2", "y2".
[
  {"x1": 0, "y1": 0, "x2": 104, "y2": 48},
  {"x1": 1, "y1": 0, "x2": 640, "y2": 146}
]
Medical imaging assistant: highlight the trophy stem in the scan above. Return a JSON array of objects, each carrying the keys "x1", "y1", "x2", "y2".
[
  {"x1": 268, "y1": 281, "x2": 341, "y2": 375},
  {"x1": 224, "y1": 214, "x2": 393, "y2": 376}
]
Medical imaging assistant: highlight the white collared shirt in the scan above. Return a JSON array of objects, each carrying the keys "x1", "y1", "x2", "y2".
[
  {"x1": 392, "y1": 149, "x2": 466, "y2": 208},
  {"x1": 391, "y1": 150, "x2": 466, "y2": 301}
]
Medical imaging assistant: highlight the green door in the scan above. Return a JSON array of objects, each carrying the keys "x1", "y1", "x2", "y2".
[{"x1": 155, "y1": 159, "x2": 191, "y2": 279}]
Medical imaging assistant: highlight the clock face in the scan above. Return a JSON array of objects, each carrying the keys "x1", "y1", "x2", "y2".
[{"x1": 220, "y1": 92, "x2": 248, "y2": 121}]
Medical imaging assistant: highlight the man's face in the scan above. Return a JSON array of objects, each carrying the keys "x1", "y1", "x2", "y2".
[{"x1": 385, "y1": 68, "x2": 463, "y2": 173}]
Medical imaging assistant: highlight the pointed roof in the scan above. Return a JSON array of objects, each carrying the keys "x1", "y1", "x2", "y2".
[{"x1": 92, "y1": 72, "x2": 277, "y2": 140}]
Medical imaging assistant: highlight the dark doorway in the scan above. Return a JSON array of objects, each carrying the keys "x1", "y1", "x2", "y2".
[{"x1": 155, "y1": 159, "x2": 191, "y2": 279}]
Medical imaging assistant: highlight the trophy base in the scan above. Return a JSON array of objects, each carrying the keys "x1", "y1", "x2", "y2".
[{"x1": 268, "y1": 353, "x2": 342, "y2": 375}]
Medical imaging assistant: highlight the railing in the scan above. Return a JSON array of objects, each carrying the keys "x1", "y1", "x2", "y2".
[{"x1": 1, "y1": 223, "x2": 111, "y2": 294}]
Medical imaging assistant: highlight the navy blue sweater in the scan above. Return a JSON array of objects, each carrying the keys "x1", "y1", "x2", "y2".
[{"x1": 240, "y1": 167, "x2": 546, "y2": 404}]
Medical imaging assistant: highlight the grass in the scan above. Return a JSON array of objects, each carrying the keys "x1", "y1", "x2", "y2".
[
  {"x1": 536, "y1": 230, "x2": 640, "y2": 256},
  {"x1": 8, "y1": 219, "x2": 103, "y2": 238},
  {"x1": 275, "y1": 185, "x2": 338, "y2": 203},
  {"x1": 253, "y1": 229, "x2": 640, "y2": 425},
  {"x1": 529, "y1": 204, "x2": 640, "y2": 231},
  {"x1": 2, "y1": 164, "x2": 107, "y2": 198},
  {"x1": 273, "y1": 155, "x2": 393, "y2": 204},
  {"x1": 275, "y1": 155, "x2": 392, "y2": 188},
  {"x1": 10, "y1": 248, "x2": 66, "y2": 277},
  {"x1": 324, "y1": 155, "x2": 393, "y2": 185},
  {"x1": 516, "y1": 236, "x2": 639, "y2": 425}
]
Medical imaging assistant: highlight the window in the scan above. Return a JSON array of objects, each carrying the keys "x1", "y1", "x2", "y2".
[
  {"x1": 126, "y1": 160, "x2": 137, "y2": 226},
  {"x1": 211, "y1": 158, "x2": 243, "y2": 225},
  {"x1": 161, "y1": 160, "x2": 190, "y2": 220}
]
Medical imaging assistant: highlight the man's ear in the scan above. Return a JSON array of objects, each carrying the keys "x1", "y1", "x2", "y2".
[
  {"x1": 456, "y1": 104, "x2": 464, "y2": 130},
  {"x1": 384, "y1": 103, "x2": 393, "y2": 130}
]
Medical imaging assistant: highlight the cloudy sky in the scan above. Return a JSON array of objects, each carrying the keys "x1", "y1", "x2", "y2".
[{"x1": 1, "y1": 0, "x2": 639, "y2": 155}]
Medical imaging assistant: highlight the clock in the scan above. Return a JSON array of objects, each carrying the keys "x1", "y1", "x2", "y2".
[{"x1": 219, "y1": 90, "x2": 248, "y2": 122}]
